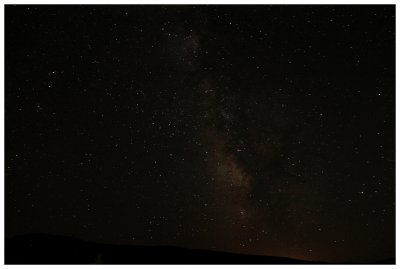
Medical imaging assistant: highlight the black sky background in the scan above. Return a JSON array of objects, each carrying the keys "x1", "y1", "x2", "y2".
[{"x1": 5, "y1": 5, "x2": 395, "y2": 263}]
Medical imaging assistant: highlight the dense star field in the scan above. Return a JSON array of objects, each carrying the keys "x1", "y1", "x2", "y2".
[{"x1": 5, "y1": 5, "x2": 395, "y2": 263}]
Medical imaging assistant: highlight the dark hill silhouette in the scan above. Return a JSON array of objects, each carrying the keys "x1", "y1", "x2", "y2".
[
  {"x1": 5, "y1": 234, "x2": 394, "y2": 264},
  {"x1": 5, "y1": 234, "x2": 318, "y2": 264}
]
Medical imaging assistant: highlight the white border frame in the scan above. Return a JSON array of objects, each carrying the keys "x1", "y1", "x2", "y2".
[{"x1": 0, "y1": 2, "x2": 397, "y2": 268}]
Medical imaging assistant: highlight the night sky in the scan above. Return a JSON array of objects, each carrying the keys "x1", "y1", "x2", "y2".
[{"x1": 5, "y1": 5, "x2": 395, "y2": 263}]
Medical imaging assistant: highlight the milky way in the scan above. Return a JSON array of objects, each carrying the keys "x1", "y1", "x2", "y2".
[{"x1": 6, "y1": 5, "x2": 395, "y2": 263}]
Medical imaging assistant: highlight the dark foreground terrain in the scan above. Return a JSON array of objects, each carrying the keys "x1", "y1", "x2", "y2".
[{"x1": 5, "y1": 234, "x2": 394, "y2": 264}]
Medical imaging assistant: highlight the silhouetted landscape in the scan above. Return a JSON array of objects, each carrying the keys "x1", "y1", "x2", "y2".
[
  {"x1": 4, "y1": 234, "x2": 316, "y2": 264},
  {"x1": 5, "y1": 234, "x2": 394, "y2": 264}
]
